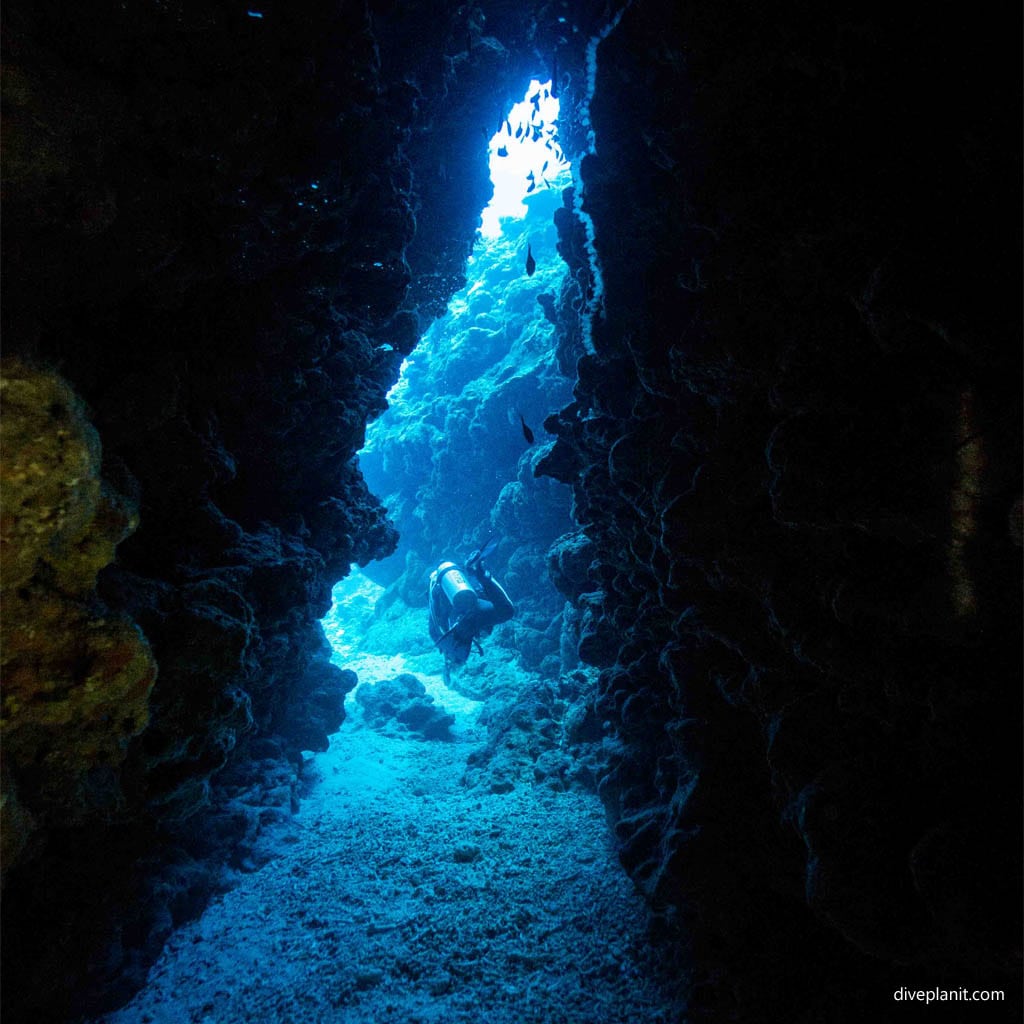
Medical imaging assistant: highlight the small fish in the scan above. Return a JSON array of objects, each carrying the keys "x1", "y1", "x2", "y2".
[
  {"x1": 505, "y1": 119, "x2": 512, "y2": 135},
  {"x1": 519, "y1": 414, "x2": 535, "y2": 444},
  {"x1": 497, "y1": 145, "x2": 508, "y2": 157},
  {"x1": 515, "y1": 124, "x2": 524, "y2": 139},
  {"x1": 526, "y1": 182, "x2": 536, "y2": 193},
  {"x1": 541, "y1": 160, "x2": 549, "y2": 172},
  {"x1": 525, "y1": 242, "x2": 536, "y2": 277}
]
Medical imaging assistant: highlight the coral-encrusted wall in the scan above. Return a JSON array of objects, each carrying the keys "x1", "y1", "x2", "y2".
[
  {"x1": 539, "y1": 2, "x2": 1022, "y2": 1019},
  {"x1": 0, "y1": 1, "x2": 595, "y2": 1017},
  {"x1": 1, "y1": 360, "x2": 157, "y2": 875}
]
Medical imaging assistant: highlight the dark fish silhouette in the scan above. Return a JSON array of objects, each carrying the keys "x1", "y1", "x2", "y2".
[
  {"x1": 526, "y1": 181, "x2": 536, "y2": 193},
  {"x1": 515, "y1": 123, "x2": 524, "y2": 139},
  {"x1": 497, "y1": 145, "x2": 508, "y2": 157},
  {"x1": 519, "y1": 414, "x2": 535, "y2": 444},
  {"x1": 525, "y1": 243, "x2": 536, "y2": 277},
  {"x1": 505, "y1": 119, "x2": 512, "y2": 135}
]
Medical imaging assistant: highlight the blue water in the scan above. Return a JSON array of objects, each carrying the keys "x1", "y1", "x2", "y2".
[{"x1": 322, "y1": 79, "x2": 575, "y2": 696}]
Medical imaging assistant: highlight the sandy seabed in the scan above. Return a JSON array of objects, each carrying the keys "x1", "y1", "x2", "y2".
[{"x1": 94, "y1": 671, "x2": 686, "y2": 1024}]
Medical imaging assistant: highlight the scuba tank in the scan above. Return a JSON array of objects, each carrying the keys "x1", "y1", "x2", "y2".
[{"x1": 435, "y1": 562, "x2": 479, "y2": 616}]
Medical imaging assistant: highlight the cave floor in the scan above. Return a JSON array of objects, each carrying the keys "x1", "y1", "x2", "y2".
[{"x1": 96, "y1": 678, "x2": 684, "y2": 1024}]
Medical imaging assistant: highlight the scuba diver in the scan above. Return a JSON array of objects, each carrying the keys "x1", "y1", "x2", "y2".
[{"x1": 428, "y1": 537, "x2": 514, "y2": 682}]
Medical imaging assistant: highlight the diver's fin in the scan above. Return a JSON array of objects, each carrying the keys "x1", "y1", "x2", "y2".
[{"x1": 466, "y1": 533, "x2": 502, "y2": 576}]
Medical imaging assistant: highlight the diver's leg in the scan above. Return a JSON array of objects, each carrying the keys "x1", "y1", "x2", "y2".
[{"x1": 479, "y1": 575, "x2": 514, "y2": 623}]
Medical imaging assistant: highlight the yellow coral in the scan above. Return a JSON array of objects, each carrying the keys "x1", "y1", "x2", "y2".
[{"x1": 0, "y1": 358, "x2": 157, "y2": 882}]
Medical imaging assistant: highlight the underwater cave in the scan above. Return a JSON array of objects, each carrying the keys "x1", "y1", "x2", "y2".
[{"x1": 1, "y1": 3, "x2": 1021, "y2": 1023}]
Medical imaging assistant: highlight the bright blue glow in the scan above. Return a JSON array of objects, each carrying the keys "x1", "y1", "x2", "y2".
[
  {"x1": 326, "y1": 77, "x2": 575, "y2": 693},
  {"x1": 480, "y1": 79, "x2": 570, "y2": 238},
  {"x1": 246, "y1": 10, "x2": 264, "y2": 18}
]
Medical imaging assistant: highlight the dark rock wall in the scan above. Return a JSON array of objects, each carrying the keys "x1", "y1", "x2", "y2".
[
  {"x1": 539, "y1": 2, "x2": 1021, "y2": 1020},
  {"x1": 0, "y1": 1, "x2": 590, "y2": 1017}
]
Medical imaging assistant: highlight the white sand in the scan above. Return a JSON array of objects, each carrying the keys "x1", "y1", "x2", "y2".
[{"x1": 96, "y1": 699, "x2": 684, "y2": 1024}]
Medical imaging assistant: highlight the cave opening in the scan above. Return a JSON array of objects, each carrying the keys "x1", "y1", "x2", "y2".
[
  {"x1": 255, "y1": 77, "x2": 687, "y2": 1022},
  {"x1": 320, "y1": 76, "x2": 574, "y2": 726}
]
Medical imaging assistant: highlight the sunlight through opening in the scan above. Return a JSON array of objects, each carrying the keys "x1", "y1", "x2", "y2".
[
  {"x1": 480, "y1": 79, "x2": 570, "y2": 238},
  {"x1": 323, "y1": 77, "x2": 576, "y2": 714}
]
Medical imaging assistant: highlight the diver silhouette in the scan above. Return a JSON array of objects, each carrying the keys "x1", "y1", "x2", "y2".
[{"x1": 428, "y1": 539, "x2": 514, "y2": 682}]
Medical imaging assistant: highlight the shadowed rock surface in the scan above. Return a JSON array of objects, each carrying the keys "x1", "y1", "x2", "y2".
[
  {"x1": 1, "y1": 2, "x2": 597, "y2": 1016},
  {"x1": 536, "y1": 3, "x2": 1022, "y2": 1020},
  {"x1": 1, "y1": 1, "x2": 1019, "y2": 1021},
  {"x1": 356, "y1": 673, "x2": 456, "y2": 741}
]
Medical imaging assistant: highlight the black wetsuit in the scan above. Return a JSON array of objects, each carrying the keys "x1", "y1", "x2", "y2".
[{"x1": 429, "y1": 564, "x2": 514, "y2": 666}]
